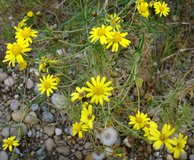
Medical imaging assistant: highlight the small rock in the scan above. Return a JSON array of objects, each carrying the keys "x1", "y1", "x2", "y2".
[
  {"x1": 56, "y1": 146, "x2": 70, "y2": 156},
  {"x1": 27, "y1": 128, "x2": 36, "y2": 137},
  {"x1": 44, "y1": 126, "x2": 55, "y2": 136},
  {"x1": 34, "y1": 83, "x2": 39, "y2": 94},
  {"x1": 84, "y1": 142, "x2": 92, "y2": 150},
  {"x1": 154, "y1": 152, "x2": 160, "y2": 157},
  {"x1": 10, "y1": 123, "x2": 28, "y2": 137},
  {"x1": 55, "y1": 128, "x2": 62, "y2": 136},
  {"x1": 12, "y1": 110, "x2": 25, "y2": 122},
  {"x1": 1, "y1": 127, "x2": 10, "y2": 137},
  {"x1": 51, "y1": 93, "x2": 66, "y2": 109},
  {"x1": 73, "y1": 144, "x2": 79, "y2": 150},
  {"x1": 45, "y1": 138, "x2": 55, "y2": 152},
  {"x1": 180, "y1": 152, "x2": 187, "y2": 160},
  {"x1": 4, "y1": 77, "x2": 15, "y2": 87},
  {"x1": 26, "y1": 78, "x2": 34, "y2": 89},
  {"x1": 36, "y1": 148, "x2": 47, "y2": 160},
  {"x1": 190, "y1": 154, "x2": 194, "y2": 160},
  {"x1": 0, "y1": 72, "x2": 8, "y2": 82},
  {"x1": 75, "y1": 151, "x2": 83, "y2": 160},
  {"x1": 31, "y1": 104, "x2": 39, "y2": 111},
  {"x1": 92, "y1": 152, "x2": 105, "y2": 160},
  {"x1": 42, "y1": 111, "x2": 54, "y2": 122},
  {"x1": 58, "y1": 156, "x2": 70, "y2": 160},
  {"x1": 188, "y1": 137, "x2": 194, "y2": 146},
  {"x1": 10, "y1": 99, "x2": 20, "y2": 110},
  {"x1": 166, "y1": 154, "x2": 173, "y2": 160},
  {"x1": 24, "y1": 111, "x2": 39, "y2": 125},
  {"x1": 0, "y1": 151, "x2": 8, "y2": 160}
]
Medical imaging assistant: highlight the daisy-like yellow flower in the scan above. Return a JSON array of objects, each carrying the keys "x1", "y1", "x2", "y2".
[
  {"x1": 128, "y1": 110, "x2": 150, "y2": 130},
  {"x1": 71, "y1": 87, "x2": 85, "y2": 102},
  {"x1": 84, "y1": 75, "x2": 113, "y2": 105},
  {"x1": 38, "y1": 74, "x2": 58, "y2": 97},
  {"x1": 3, "y1": 39, "x2": 31, "y2": 67},
  {"x1": 89, "y1": 25, "x2": 113, "y2": 45},
  {"x1": 27, "y1": 11, "x2": 34, "y2": 17},
  {"x1": 38, "y1": 56, "x2": 57, "y2": 73},
  {"x1": 154, "y1": 1, "x2": 170, "y2": 17},
  {"x1": 148, "y1": 124, "x2": 175, "y2": 151},
  {"x1": 72, "y1": 122, "x2": 88, "y2": 138},
  {"x1": 137, "y1": 2, "x2": 150, "y2": 18},
  {"x1": 18, "y1": 59, "x2": 27, "y2": 70},
  {"x1": 106, "y1": 30, "x2": 131, "y2": 52},
  {"x1": 80, "y1": 104, "x2": 95, "y2": 129},
  {"x1": 143, "y1": 120, "x2": 158, "y2": 137},
  {"x1": 15, "y1": 27, "x2": 38, "y2": 43},
  {"x1": 171, "y1": 133, "x2": 187, "y2": 159},
  {"x1": 2, "y1": 136, "x2": 20, "y2": 152},
  {"x1": 106, "y1": 13, "x2": 123, "y2": 30}
]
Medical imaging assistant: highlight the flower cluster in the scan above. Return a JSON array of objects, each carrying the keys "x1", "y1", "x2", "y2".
[
  {"x1": 2, "y1": 136, "x2": 20, "y2": 152},
  {"x1": 137, "y1": 0, "x2": 170, "y2": 18},
  {"x1": 128, "y1": 110, "x2": 188, "y2": 159},
  {"x1": 72, "y1": 102, "x2": 95, "y2": 138},
  {"x1": 3, "y1": 12, "x2": 38, "y2": 70},
  {"x1": 89, "y1": 13, "x2": 131, "y2": 52}
]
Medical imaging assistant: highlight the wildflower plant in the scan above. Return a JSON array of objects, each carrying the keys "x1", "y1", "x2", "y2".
[{"x1": 2, "y1": 136, "x2": 20, "y2": 152}]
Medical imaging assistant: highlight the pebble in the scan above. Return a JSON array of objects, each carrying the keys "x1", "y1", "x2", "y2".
[
  {"x1": 190, "y1": 154, "x2": 194, "y2": 160},
  {"x1": 4, "y1": 77, "x2": 15, "y2": 87},
  {"x1": 10, "y1": 99, "x2": 20, "y2": 110},
  {"x1": 31, "y1": 104, "x2": 39, "y2": 111},
  {"x1": 1, "y1": 127, "x2": 10, "y2": 137},
  {"x1": 45, "y1": 138, "x2": 55, "y2": 152},
  {"x1": 24, "y1": 111, "x2": 39, "y2": 125},
  {"x1": 36, "y1": 148, "x2": 47, "y2": 160},
  {"x1": 10, "y1": 123, "x2": 28, "y2": 137},
  {"x1": 166, "y1": 154, "x2": 173, "y2": 160},
  {"x1": 58, "y1": 156, "x2": 70, "y2": 160},
  {"x1": 51, "y1": 93, "x2": 66, "y2": 109},
  {"x1": 42, "y1": 111, "x2": 54, "y2": 122},
  {"x1": 34, "y1": 83, "x2": 39, "y2": 94},
  {"x1": 154, "y1": 151, "x2": 160, "y2": 157},
  {"x1": 55, "y1": 128, "x2": 62, "y2": 136},
  {"x1": 75, "y1": 151, "x2": 83, "y2": 160},
  {"x1": 84, "y1": 142, "x2": 92, "y2": 150},
  {"x1": 44, "y1": 125, "x2": 55, "y2": 136},
  {"x1": 73, "y1": 144, "x2": 79, "y2": 150},
  {"x1": 26, "y1": 78, "x2": 34, "y2": 89},
  {"x1": 188, "y1": 137, "x2": 194, "y2": 146},
  {"x1": 56, "y1": 146, "x2": 70, "y2": 156},
  {"x1": 0, "y1": 151, "x2": 8, "y2": 160},
  {"x1": 0, "y1": 72, "x2": 8, "y2": 82},
  {"x1": 27, "y1": 128, "x2": 36, "y2": 137},
  {"x1": 180, "y1": 152, "x2": 187, "y2": 160},
  {"x1": 12, "y1": 109, "x2": 25, "y2": 122}
]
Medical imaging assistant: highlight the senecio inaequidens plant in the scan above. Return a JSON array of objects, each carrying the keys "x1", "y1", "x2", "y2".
[{"x1": 2, "y1": 3, "x2": 187, "y2": 159}]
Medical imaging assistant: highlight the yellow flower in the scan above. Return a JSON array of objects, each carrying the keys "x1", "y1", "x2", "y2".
[
  {"x1": 18, "y1": 59, "x2": 27, "y2": 70},
  {"x1": 15, "y1": 17, "x2": 28, "y2": 29},
  {"x1": 148, "y1": 124, "x2": 175, "y2": 151},
  {"x1": 80, "y1": 104, "x2": 95, "y2": 129},
  {"x1": 15, "y1": 27, "x2": 38, "y2": 43},
  {"x1": 171, "y1": 133, "x2": 187, "y2": 159},
  {"x1": 143, "y1": 120, "x2": 158, "y2": 137},
  {"x1": 106, "y1": 13, "x2": 123, "y2": 30},
  {"x1": 154, "y1": 1, "x2": 170, "y2": 17},
  {"x1": 2, "y1": 136, "x2": 20, "y2": 152},
  {"x1": 3, "y1": 39, "x2": 31, "y2": 67},
  {"x1": 149, "y1": 0, "x2": 158, "y2": 7},
  {"x1": 137, "y1": 0, "x2": 145, "y2": 3},
  {"x1": 89, "y1": 25, "x2": 113, "y2": 45},
  {"x1": 84, "y1": 75, "x2": 113, "y2": 105},
  {"x1": 71, "y1": 87, "x2": 85, "y2": 102},
  {"x1": 137, "y1": 2, "x2": 150, "y2": 18},
  {"x1": 106, "y1": 30, "x2": 131, "y2": 52},
  {"x1": 27, "y1": 11, "x2": 34, "y2": 17},
  {"x1": 38, "y1": 56, "x2": 57, "y2": 72},
  {"x1": 72, "y1": 122, "x2": 88, "y2": 138},
  {"x1": 128, "y1": 110, "x2": 150, "y2": 130},
  {"x1": 38, "y1": 74, "x2": 58, "y2": 97}
]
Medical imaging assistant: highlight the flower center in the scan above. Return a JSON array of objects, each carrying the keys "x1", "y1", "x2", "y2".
[
  {"x1": 75, "y1": 124, "x2": 82, "y2": 131},
  {"x1": 44, "y1": 81, "x2": 51, "y2": 89},
  {"x1": 12, "y1": 44, "x2": 22, "y2": 55},
  {"x1": 22, "y1": 28, "x2": 31, "y2": 38},
  {"x1": 87, "y1": 114, "x2": 93, "y2": 120},
  {"x1": 6, "y1": 140, "x2": 13, "y2": 145},
  {"x1": 94, "y1": 85, "x2": 104, "y2": 95},
  {"x1": 112, "y1": 33, "x2": 122, "y2": 43},
  {"x1": 177, "y1": 142, "x2": 182, "y2": 149},
  {"x1": 159, "y1": 6, "x2": 165, "y2": 12},
  {"x1": 160, "y1": 134, "x2": 166, "y2": 141},
  {"x1": 136, "y1": 117, "x2": 143, "y2": 123},
  {"x1": 79, "y1": 92, "x2": 85, "y2": 98},
  {"x1": 97, "y1": 28, "x2": 106, "y2": 36}
]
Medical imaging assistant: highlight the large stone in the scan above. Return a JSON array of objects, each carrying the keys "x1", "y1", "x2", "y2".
[
  {"x1": 24, "y1": 111, "x2": 39, "y2": 125},
  {"x1": 0, "y1": 72, "x2": 8, "y2": 82},
  {"x1": 51, "y1": 93, "x2": 66, "y2": 109},
  {"x1": 4, "y1": 77, "x2": 15, "y2": 87},
  {"x1": 45, "y1": 138, "x2": 55, "y2": 152}
]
